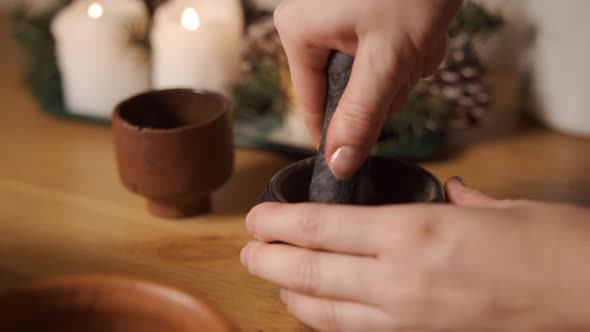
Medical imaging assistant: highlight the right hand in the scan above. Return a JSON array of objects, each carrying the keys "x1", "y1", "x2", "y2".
[{"x1": 274, "y1": 0, "x2": 462, "y2": 179}]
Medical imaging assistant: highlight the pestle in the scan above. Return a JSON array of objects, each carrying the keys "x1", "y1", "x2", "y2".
[
  {"x1": 309, "y1": 51, "x2": 371, "y2": 204},
  {"x1": 260, "y1": 51, "x2": 446, "y2": 204}
]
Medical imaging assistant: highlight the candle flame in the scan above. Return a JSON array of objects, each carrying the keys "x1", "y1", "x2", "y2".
[
  {"x1": 181, "y1": 7, "x2": 200, "y2": 31},
  {"x1": 88, "y1": 2, "x2": 103, "y2": 19}
]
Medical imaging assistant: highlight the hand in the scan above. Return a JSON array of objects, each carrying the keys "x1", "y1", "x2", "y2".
[
  {"x1": 241, "y1": 178, "x2": 590, "y2": 331},
  {"x1": 274, "y1": 0, "x2": 462, "y2": 179}
]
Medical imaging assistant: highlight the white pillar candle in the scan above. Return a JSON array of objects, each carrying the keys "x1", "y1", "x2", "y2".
[
  {"x1": 51, "y1": 0, "x2": 150, "y2": 118},
  {"x1": 151, "y1": 0, "x2": 244, "y2": 94}
]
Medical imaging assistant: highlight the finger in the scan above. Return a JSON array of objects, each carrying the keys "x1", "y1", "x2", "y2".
[
  {"x1": 388, "y1": 85, "x2": 410, "y2": 115},
  {"x1": 325, "y1": 35, "x2": 415, "y2": 179},
  {"x1": 280, "y1": 41, "x2": 331, "y2": 144},
  {"x1": 445, "y1": 177, "x2": 498, "y2": 208},
  {"x1": 281, "y1": 289, "x2": 394, "y2": 332},
  {"x1": 241, "y1": 241, "x2": 382, "y2": 304},
  {"x1": 392, "y1": 60, "x2": 421, "y2": 115},
  {"x1": 274, "y1": 0, "x2": 358, "y2": 145},
  {"x1": 389, "y1": 60, "x2": 422, "y2": 116},
  {"x1": 246, "y1": 203, "x2": 385, "y2": 255},
  {"x1": 423, "y1": 36, "x2": 448, "y2": 78}
]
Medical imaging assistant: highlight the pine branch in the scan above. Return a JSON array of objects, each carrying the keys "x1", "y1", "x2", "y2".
[
  {"x1": 231, "y1": 61, "x2": 286, "y2": 120},
  {"x1": 449, "y1": 1, "x2": 504, "y2": 40},
  {"x1": 10, "y1": 3, "x2": 66, "y2": 110}
]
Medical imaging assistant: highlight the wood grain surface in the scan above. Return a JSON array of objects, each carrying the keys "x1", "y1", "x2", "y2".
[{"x1": 1, "y1": 13, "x2": 590, "y2": 331}]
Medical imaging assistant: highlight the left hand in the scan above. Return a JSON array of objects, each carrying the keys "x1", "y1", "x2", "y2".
[{"x1": 241, "y1": 178, "x2": 590, "y2": 332}]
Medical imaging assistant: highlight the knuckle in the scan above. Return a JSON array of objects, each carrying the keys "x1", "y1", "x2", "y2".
[
  {"x1": 416, "y1": 216, "x2": 439, "y2": 242},
  {"x1": 337, "y1": 101, "x2": 384, "y2": 143},
  {"x1": 291, "y1": 254, "x2": 319, "y2": 293},
  {"x1": 404, "y1": 206, "x2": 440, "y2": 241},
  {"x1": 341, "y1": 100, "x2": 380, "y2": 120},
  {"x1": 297, "y1": 209, "x2": 323, "y2": 246},
  {"x1": 380, "y1": 205, "x2": 446, "y2": 245},
  {"x1": 380, "y1": 206, "x2": 441, "y2": 253}
]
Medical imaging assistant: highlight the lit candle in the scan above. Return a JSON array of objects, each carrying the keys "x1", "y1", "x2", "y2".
[
  {"x1": 151, "y1": 0, "x2": 244, "y2": 94},
  {"x1": 51, "y1": 0, "x2": 150, "y2": 118}
]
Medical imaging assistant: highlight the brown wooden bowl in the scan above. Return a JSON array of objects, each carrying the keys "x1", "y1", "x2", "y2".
[
  {"x1": 112, "y1": 89, "x2": 234, "y2": 218},
  {"x1": 0, "y1": 274, "x2": 232, "y2": 332}
]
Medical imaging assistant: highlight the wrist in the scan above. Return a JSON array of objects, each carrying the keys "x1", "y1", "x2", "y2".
[
  {"x1": 514, "y1": 205, "x2": 590, "y2": 331},
  {"x1": 478, "y1": 204, "x2": 590, "y2": 332}
]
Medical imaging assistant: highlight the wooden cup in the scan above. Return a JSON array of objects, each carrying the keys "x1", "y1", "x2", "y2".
[{"x1": 113, "y1": 89, "x2": 234, "y2": 218}]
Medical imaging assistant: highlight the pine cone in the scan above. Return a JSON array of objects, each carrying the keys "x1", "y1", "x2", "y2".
[
  {"x1": 426, "y1": 42, "x2": 492, "y2": 131},
  {"x1": 240, "y1": 16, "x2": 287, "y2": 75}
]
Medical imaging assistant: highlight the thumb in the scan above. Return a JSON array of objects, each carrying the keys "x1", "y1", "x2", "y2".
[
  {"x1": 325, "y1": 37, "x2": 414, "y2": 179},
  {"x1": 445, "y1": 177, "x2": 498, "y2": 208}
]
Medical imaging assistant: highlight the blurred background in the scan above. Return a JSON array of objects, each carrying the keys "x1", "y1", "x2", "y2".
[
  {"x1": 0, "y1": 0, "x2": 589, "y2": 208},
  {"x1": 2, "y1": 0, "x2": 589, "y2": 161}
]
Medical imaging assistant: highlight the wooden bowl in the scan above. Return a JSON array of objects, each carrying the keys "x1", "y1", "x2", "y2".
[{"x1": 0, "y1": 274, "x2": 232, "y2": 332}]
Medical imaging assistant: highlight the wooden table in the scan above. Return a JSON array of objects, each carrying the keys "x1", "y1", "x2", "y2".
[{"x1": 1, "y1": 14, "x2": 590, "y2": 332}]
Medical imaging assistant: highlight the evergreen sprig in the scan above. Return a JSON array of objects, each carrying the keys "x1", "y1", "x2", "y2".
[
  {"x1": 232, "y1": 61, "x2": 286, "y2": 121},
  {"x1": 10, "y1": 4, "x2": 66, "y2": 111},
  {"x1": 449, "y1": 2, "x2": 504, "y2": 40}
]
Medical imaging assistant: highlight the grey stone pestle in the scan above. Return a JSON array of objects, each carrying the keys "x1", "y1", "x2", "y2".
[{"x1": 308, "y1": 51, "x2": 371, "y2": 204}]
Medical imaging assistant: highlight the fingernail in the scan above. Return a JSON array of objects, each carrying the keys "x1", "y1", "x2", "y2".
[
  {"x1": 453, "y1": 176, "x2": 469, "y2": 187},
  {"x1": 329, "y1": 146, "x2": 361, "y2": 180},
  {"x1": 240, "y1": 243, "x2": 250, "y2": 267},
  {"x1": 280, "y1": 288, "x2": 288, "y2": 304}
]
